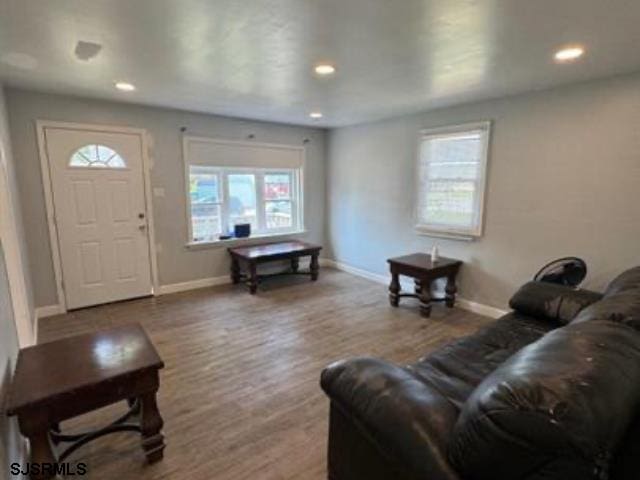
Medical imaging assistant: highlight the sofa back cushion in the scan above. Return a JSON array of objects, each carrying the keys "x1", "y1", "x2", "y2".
[
  {"x1": 448, "y1": 319, "x2": 640, "y2": 480},
  {"x1": 604, "y1": 266, "x2": 640, "y2": 296},
  {"x1": 572, "y1": 290, "x2": 640, "y2": 330},
  {"x1": 509, "y1": 281, "x2": 602, "y2": 325},
  {"x1": 570, "y1": 267, "x2": 640, "y2": 331}
]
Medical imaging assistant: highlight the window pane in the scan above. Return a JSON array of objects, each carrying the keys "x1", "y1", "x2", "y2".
[
  {"x1": 69, "y1": 144, "x2": 126, "y2": 168},
  {"x1": 265, "y1": 200, "x2": 292, "y2": 229},
  {"x1": 191, "y1": 204, "x2": 221, "y2": 242},
  {"x1": 190, "y1": 167, "x2": 221, "y2": 242},
  {"x1": 228, "y1": 174, "x2": 257, "y2": 229},
  {"x1": 190, "y1": 168, "x2": 220, "y2": 203},
  {"x1": 422, "y1": 180, "x2": 476, "y2": 227},
  {"x1": 264, "y1": 173, "x2": 291, "y2": 200}
]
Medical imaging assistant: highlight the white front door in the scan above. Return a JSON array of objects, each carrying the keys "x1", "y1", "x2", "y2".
[{"x1": 44, "y1": 127, "x2": 152, "y2": 309}]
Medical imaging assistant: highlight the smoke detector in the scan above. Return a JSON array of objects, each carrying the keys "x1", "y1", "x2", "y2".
[{"x1": 75, "y1": 41, "x2": 102, "y2": 61}]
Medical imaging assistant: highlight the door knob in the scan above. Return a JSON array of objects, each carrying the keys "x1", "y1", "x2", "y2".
[
  {"x1": 138, "y1": 224, "x2": 147, "y2": 231},
  {"x1": 138, "y1": 213, "x2": 145, "y2": 219}
]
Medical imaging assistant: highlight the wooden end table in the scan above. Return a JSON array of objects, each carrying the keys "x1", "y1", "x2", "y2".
[
  {"x1": 387, "y1": 253, "x2": 462, "y2": 317},
  {"x1": 7, "y1": 324, "x2": 165, "y2": 479},
  {"x1": 228, "y1": 240, "x2": 322, "y2": 294}
]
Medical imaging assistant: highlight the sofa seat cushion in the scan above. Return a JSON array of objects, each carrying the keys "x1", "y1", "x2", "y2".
[{"x1": 409, "y1": 313, "x2": 556, "y2": 410}]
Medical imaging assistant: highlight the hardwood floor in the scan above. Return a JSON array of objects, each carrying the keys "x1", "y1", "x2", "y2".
[{"x1": 38, "y1": 268, "x2": 491, "y2": 480}]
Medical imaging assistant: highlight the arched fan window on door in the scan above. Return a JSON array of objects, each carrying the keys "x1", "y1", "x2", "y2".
[{"x1": 69, "y1": 144, "x2": 127, "y2": 168}]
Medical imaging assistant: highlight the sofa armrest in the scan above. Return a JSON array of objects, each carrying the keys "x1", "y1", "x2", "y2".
[
  {"x1": 321, "y1": 357, "x2": 460, "y2": 480},
  {"x1": 509, "y1": 281, "x2": 603, "y2": 324}
]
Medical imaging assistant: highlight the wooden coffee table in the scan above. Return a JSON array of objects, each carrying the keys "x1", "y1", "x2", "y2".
[
  {"x1": 7, "y1": 324, "x2": 165, "y2": 479},
  {"x1": 387, "y1": 253, "x2": 462, "y2": 317},
  {"x1": 229, "y1": 240, "x2": 322, "y2": 294}
]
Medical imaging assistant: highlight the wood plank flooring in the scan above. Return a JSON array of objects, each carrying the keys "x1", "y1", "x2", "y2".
[{"x1": 38, "y1": 268, "x2": 491, "y2": 480}]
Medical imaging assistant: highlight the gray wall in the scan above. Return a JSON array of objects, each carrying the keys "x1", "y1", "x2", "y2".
[
  {"x1": 326, "y1": 72, "x2": 640, "y2": 309},
  {"x1": 5, "y1": 89, "x2": 326, "y2": 308},
  {"x1": 0, "y1": 86, "x2": 24, "y2": 479},
  {"x1": 0, "y1": 86, "x2": 34, "y2": 343},
  {"x1": 7, "y1": 72, "x2": 640, "y2": 311},
  {"x1": 0, "y1": 241, "x2": 21, "y2": 480}
]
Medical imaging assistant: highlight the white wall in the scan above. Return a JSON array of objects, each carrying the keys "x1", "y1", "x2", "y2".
[
  {"x1": 326, "y1": 72, "x2": 640, "y2": 309},
  {"x1": 5, "y1": 89, "x2": 326, "y2": 308}
]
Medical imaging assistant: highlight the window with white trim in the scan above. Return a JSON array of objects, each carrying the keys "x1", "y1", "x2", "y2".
[
  {"x1": 416, "y1": 121, "x2": 491, "y2": 238},
  {"x1": 184, "y1": 137, "x2": 304, "y2": 244}
]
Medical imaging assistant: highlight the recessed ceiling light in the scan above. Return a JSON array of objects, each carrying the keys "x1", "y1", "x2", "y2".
[
  {"x1": 554, "y1": 45, "x2": 585, "y2": 63},
  {"x1": 115, "y1": 81, "x2": 136, "y2": 92},
  {"x1": 309, "y1": 112, "x2": 323, "y2": 119},
  {"x1": 314, "y1": 64, "x2": 336, "y2": 75}
]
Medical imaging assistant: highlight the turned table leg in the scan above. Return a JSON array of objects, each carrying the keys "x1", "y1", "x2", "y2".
[
  {"x1": 291, "y1": 257, "x2": 299, "y2": 273},
  {"x1": 23, "y1": 425, "x2": 57, "y2": 480},
  {"x1": 310, "y1": 254, "x2": 319, "y2": 281},
  {"x1": 140, "y1": 390, "x2": 165, "y2": 463},
  {"x1": 445, "y1": 275, "x2": 458, "y2": 308},
  {"x1": 248, "y1": 262, "x2": 258, "y2": 294},
  {"x1": 230, "y1": 256, "x2": 241, "y2": 284},
  {"x1": 414, "y1": 279, "x2": 422, "y2": 295},
  {"x1": 389, "y1": 272, "x2": 400, "y2": 307},
  {"x1": 419, "y1": 279, "x2": 432, "y2": 317}
]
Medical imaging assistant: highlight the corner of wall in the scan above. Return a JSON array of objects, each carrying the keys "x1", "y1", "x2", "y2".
[
  {"x1": 0, "y1": 84, "x2": 36, "y2": 347},
  {"x1": 322, "y1": 128, "x2": 336, "y2": 261}
]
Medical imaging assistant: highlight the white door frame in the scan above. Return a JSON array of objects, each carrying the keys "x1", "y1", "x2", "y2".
[{"x1": 36, "y1": 120, "x2": 159, "y2": 312}]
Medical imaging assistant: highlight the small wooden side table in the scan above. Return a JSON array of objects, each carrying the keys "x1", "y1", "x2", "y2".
[
  {"x1": 7, "y1": 324, "x2": 165, "y2": 480},
  {"x1": 387, "y1": 253, "x2": 462, "y2": 317}
]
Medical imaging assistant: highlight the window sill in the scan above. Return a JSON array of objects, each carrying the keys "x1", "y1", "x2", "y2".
[
  {"x1": 415, "y1": 227, "x2": 477, "y2": 242},
  {"x1": 185, "y1": 230, "x2": 309, "y2": 250}
]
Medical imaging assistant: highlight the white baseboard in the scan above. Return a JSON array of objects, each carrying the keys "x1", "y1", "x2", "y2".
[
  {"x1": 321, "y1": 258, "x2": 414, "y2": 290},
  {"x1": 34, "y1": 276, "x2": 232, "y2": 315},
  {"x1": 36, "y1": 278, "x2": 232, "y2": 321},
  {"x1": 320, "y1": 258, "x2": 388, "y2": 284},
  {"x1": 35, "y1": 305, "x2": 63, "y2": 344},
  {"x1": 34, "y1": 261, "x2": 508, "y2": 320},
  {"x1": 32, "y1": 314, "x2": 38, "y2": 345},
  {"x1": 323, "y1": 258, "x2": 509, "y2": 319},
  {"x1": 158, "y1": 259, "x2": 328, "y2": 296},
  {"x1": 157, "y1": 275, "x2": 231, "y2": 295},
  {"x1": 35, "y1": 304, "x2": 64, "y2": 319}
]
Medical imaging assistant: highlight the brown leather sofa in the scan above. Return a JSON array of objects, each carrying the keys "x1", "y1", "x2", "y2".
[{"x1": 321, "y1": 267, "x2": 640, "y2": 480}]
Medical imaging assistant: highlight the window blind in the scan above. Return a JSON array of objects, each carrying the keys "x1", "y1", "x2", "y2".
[
  {"x1": 416, "y1": 122, "x2": 490, "y2": 237},
  {"x1": 185, "y1": 136, "x2": 304, "y2": 169}
]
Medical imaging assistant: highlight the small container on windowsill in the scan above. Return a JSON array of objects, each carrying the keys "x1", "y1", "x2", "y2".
[
  {"x1": 431, "y1": 245, "x2": 439, "y2": 264},
  {"x1": 234, "y1": 223, "x2": 251, "y2": 238}
]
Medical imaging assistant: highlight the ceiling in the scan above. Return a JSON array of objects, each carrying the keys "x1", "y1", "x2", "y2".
[{"x1": 1, "y1": 0, "x2": 640, "y2": 127}]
